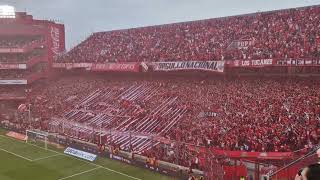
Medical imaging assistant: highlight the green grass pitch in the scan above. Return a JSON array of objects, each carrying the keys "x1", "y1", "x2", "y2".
[{"x1": 0, "y1": 129, "x2": 174, "y2": 180}]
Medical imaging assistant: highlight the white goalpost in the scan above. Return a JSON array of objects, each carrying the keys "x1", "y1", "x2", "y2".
[{"x1": 25, "y1": 130, "x2": 49, "y2": 150}]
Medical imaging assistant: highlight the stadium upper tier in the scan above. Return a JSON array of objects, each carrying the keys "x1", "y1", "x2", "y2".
[
  {"x1": 0, "y1": 36, "x2": 43, "y2": 48},
  {"x1": 59, "y1": 5, "x2": 320, "y2": 63}
]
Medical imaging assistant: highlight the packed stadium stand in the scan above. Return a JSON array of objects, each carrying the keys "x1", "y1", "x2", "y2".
[
  {"x1": 15, "y1": 74, "x2": 318, "y2": 170},
  {"x1": 58, "y1": 5, "x2": 320, "y2": 63},
  {"x1": 1, "y1": 5, "x2": 320, "y2": 179},
  {"x1": 0, "y1": 36, "x2": 43, "y2": 48}
]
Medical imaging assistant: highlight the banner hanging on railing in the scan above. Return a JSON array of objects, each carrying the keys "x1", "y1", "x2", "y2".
[
  {"x1": 227, "y1": 58, "x2": 320, "y2": 67},
  {"x1": 152, "y1": 61, "x2": 225, "y2": 72},
  {"x1": 0, "y1": 64, "x2": 27, "y2": 70},
  {"x1": 52, "y1": 63, "x2": 140, "y2": 72},
  {"x1": 276, "y1": 59, "x2": 320, "y2": 66},
  {"x1": 0, "y1": 80, "x2": 27, "y2": 85},
  {"x1": 91, "y1": 63, "x2": 140, "y2": 72},
  {"x1": 0, "y1": 48, "x2": 24, "y2": 53},
  {"x1": 228, "y1": 59, "x2": 274, "y2": 67}
]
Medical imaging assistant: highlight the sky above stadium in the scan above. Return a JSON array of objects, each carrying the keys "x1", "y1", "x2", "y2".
[{"x1": 2, "y1": 0, "x2": 320, "y2": 49}]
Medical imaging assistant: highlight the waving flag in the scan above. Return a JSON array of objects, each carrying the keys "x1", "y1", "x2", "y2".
[{"x1": 18, "y1": 104, "x2": 28, "y2": 112}]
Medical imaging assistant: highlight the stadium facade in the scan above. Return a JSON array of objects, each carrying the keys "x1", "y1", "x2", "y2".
[{"x1": 0, "y1": 10, "x2": 65, "y2": 100}]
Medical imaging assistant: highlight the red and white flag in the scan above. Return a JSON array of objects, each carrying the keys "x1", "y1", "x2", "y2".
[{"x1": 18, "y1": 104, "x2": 28, "y2": 112}]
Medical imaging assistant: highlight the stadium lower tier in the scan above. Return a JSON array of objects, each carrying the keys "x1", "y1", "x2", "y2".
[{"x1": 1, "y1": 73, "x2": 319, "y2": 170}]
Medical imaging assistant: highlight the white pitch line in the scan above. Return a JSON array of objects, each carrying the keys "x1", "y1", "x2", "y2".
[
  {"x1": 0, "y1": 135, "x2": 142, "y2": 180},
  {"x1": 0, "y1": 147, "x2": 33, "y2": 162},
  {"x1": 32, "y1": 153, "x2": 61, "y2": 161},
  {"x1": 57, "y1": 167, "x2": 101, "y2": 180}
]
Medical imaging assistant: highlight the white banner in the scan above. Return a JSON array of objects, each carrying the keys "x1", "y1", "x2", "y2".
[
  {"x1": 228, "y1": 39, "x2": 254, "y2": 50},
  {"x1": 64, "y1": 147, "x2": 97, "y2": 162},
  {"x1": 0, "y1": 80, "x2": 27, "y2": 85},
  {"x1": 198, "y1": 111, "x2": 218, "y2": 118},
  {"x1": 0, "y1": 64, "x2": 27, "y2": 69},
  {"x1": 153, "y1": 61, "x2": 224, "y2": 72}
]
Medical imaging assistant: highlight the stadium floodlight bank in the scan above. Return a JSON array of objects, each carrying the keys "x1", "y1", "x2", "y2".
[
  {"x1": 26, "y1": 130, "x2": 49, "y2": 150},
  {"x1": 0, "y1": 5, "x2": 15, "y2": 18}
]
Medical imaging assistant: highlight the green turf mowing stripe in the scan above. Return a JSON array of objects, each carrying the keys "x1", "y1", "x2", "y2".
[
  {"x1": 0, "y1": 135, "x2": 57, "y2": 161},
  {"x1": 32, "y1": 154, "x2": 61, "y2": 161},
  {"x1": 57, "y1": 167, "x2": 101, "y2": 180},
  {"x1": 0, "y1": 147, "x2": 33, "y2": 161},
  {"x1": 0, "y1": 135, "x2": 145, "y2": 180},
  {"x1": 0, "y1": 132, "x2": 173, "y2": 180}
]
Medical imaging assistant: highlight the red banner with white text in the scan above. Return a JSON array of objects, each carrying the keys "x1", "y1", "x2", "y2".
[
  {"x1": 52, "y1": 63, "x2": 140, "y2": 72},
  {"x1": 91, "y1": 63, "x2": 140, "y2": 72},
  {"x1": 155, "y1": 136, "x2": 294, "y2": 160},
  {"x1": 186, "y1": 144, "x2": 293, "y2": 160}
]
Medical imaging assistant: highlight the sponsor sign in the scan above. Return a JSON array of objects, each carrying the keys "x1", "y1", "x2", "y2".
[
  {"x1": 153, "y1": 61, "x2": 224, "y2": 72},
  {"x1": 109, "y1": 154, "x2": 132, "y2": 164},
  {"x1": 51, "y1": 26, "x2": 60, "y2": 57},
  {"x1": 64, "y1": 147, "x2": 97, "y2": 161},
  {"x1": 144, "y1": 164, "x2": 170, "y2": 175}
]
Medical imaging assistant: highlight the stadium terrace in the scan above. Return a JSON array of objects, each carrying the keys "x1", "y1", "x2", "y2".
[{"x1": 0, "y1": 4, "x2": 319, "y2": 180}]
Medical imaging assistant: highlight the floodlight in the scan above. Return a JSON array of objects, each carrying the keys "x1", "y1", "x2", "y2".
[{"x1": 0, "y1": 5, "x2": 15, "y2": 18}]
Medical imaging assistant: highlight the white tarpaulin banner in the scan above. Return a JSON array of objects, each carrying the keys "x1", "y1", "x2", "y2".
[
  {"x1": 153, "y1": 61, "x2": 224, "y2": 72},
  {"x1": 0, "y1": 80, "x2": 27, "y2": 85}
]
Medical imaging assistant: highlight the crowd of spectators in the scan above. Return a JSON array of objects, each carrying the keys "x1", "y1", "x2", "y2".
[
  {"x1": 0, "y1": 63, "x2": 47, "y2": 79},
  {"x1": 0, "y1": 69, "x2": 44, "y2": 79},
  {"x1": 0, "y1": 51, "x2": 45, "y2": 63},
  {"x1": 0, "y1": 86, "x2": 26, "y2": 95},
  {"x1": 0, "y1": 70, "x2": 29, "y2": 79},
  {"x1": 6, "y1": 74, "x2": 318, "y2": 151},
  {"x1": 0, "y1": 36, "x2": 43, "y2": 48},
  {"x1": 59, "y1": 5, "x2": 320, "y2": 63},
  {"x1": 1, "y1": 74, "x2": 319, "y2": 169},
  {"x1": 141, "y1": 76, "x2": 320, "y2": 169},
  {"x1": 168, "y1": 77, "x2": 320, "y2": 152},
  {"x1": 2, "y1": 5, "x2": 320, "y2": 171}
]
